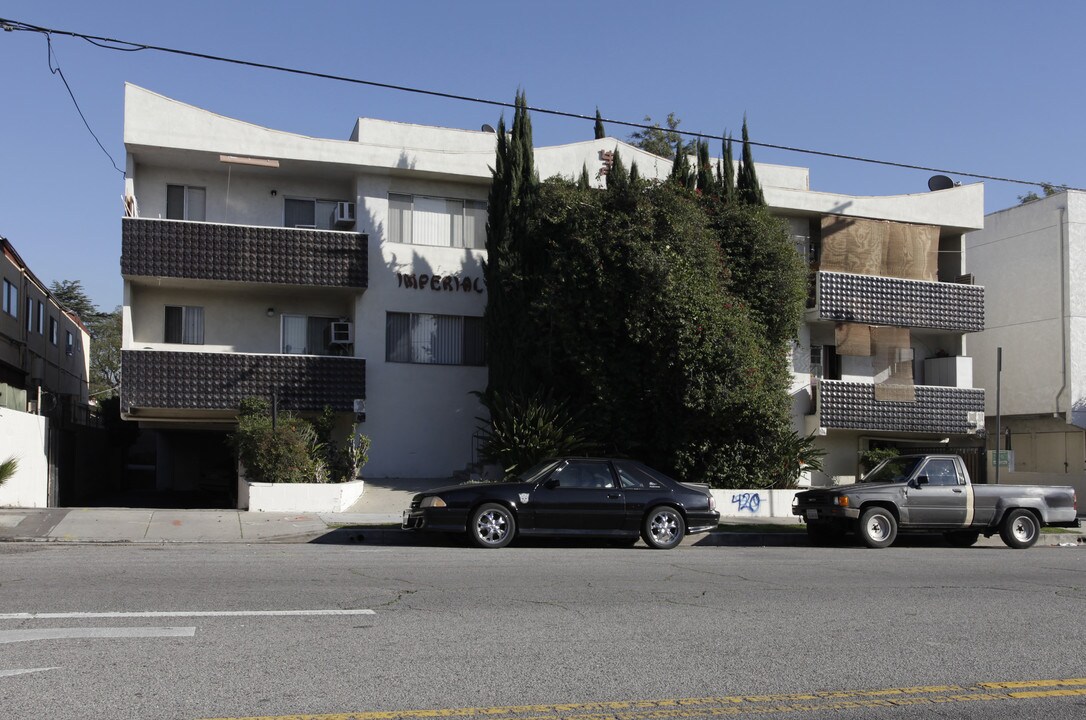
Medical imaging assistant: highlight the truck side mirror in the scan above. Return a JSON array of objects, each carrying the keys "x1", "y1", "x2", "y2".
[{"x1": 915, "y1": 475, "x2": 930, "y2": 486}]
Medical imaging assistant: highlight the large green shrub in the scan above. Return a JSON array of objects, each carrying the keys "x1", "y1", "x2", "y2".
[
  {"x1": 231, "y1": 398, "x2": 368, "y2": 483},
  {"x1": 475, "y1": 390, "x2": 596, "y2": 477}
]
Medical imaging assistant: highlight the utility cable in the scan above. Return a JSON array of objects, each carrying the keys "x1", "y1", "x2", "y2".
[
  {"x1": 1, "y1": 17, "x2": 1078, "y2": 191},
  {"x1": 43, "y1": 32, "x2": 125, "y2": 176}
]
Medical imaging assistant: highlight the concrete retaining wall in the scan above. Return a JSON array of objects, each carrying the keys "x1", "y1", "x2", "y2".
[
  {"x1": 246, "y1": 479, "x2": 365, "y2": 513},
  {"x1": 711, "y1": 489, "x2": 802, "y2": 519},
  {"x1": 0, "y1": 410, "x2": 49, "y2": 508}
]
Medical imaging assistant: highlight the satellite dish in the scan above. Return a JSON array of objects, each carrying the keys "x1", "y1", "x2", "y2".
[
  {"x1": 928, "y1": 175, "x2": 955, "y2": 191},
  {"x1": 481, "y1": 124, "x2": 496, "y2": 133}
]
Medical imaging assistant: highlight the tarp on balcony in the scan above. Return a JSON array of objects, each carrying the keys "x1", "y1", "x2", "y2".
[
  {"x1": 835, "y1": 322, "x2": 872, "y2": 356},
  {"x1": 820, "y1": 216, "x2": 938, "y2": 282},
  {"x1": 872, "y1": 326, "x2": 916, "y2": 402}
]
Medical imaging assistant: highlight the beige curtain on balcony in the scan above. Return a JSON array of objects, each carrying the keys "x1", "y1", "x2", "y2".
[
  {"x1": 821, "y1": 216, "x2": 939, "y2": 281},
  {"x1": 872, "y1": 326, "x2": 916, "y2": 402},
  {"x1": 835, "y1": 323, "x2": 872, "y2": 356}
]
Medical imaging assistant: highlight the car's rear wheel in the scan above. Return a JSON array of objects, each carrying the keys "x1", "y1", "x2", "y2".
[
  {"x1": 944, "y1": 530, "x2": 980, "y2": 548},
  {"x1": 857, "y1": 506, "x2": 898, "y2": 548},
  {"x1": 470, "y1": 503, "x2": 516, "y2": 549},
  {"x1": 999, "y1": 509, "x2": 1039, "y2": 549},
  {"x1": 642, "y1": 506, "x2": 685, "y2": 550}
]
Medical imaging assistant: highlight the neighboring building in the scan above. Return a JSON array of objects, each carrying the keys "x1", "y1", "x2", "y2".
[
  {"x1": 966, "y1": 191, "x2": 1086, "y2": 486},
  {"x1": 0, "y1": 236, "x2": 93, "y2": 508},
  {"x1": 0, "y1": 236, "x2": 91, "y2": 414},
  {"x1": 120, "y1": 84, "x2": 986, "y2": 503}
]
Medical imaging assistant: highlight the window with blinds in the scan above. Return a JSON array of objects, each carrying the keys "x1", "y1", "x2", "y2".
[
  {"x1": 386, "y1": 312, "x2": 485, "y2": 366},
  {"x1": 388, "y1": 193, "x2": 487, "y2": 249}
]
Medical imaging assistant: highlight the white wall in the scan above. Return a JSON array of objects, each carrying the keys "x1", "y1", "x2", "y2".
[{"x1": 0, "y1": 410, "x2": 49, "y2": 508}]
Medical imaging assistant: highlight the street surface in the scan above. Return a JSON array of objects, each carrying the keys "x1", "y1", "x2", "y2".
[{"x1": 1, "y1": 540, "x2": 1083, "y2": 719}]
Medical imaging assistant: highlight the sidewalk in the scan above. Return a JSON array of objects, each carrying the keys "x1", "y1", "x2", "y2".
[{"x1": 1, "y1": 479, "x2": 1083, "y2": 547}]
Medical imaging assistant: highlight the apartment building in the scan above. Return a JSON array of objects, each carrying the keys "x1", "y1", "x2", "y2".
[
  {"x1": 120, "y1": 84, "x2": 986, "y2": 502},
  {"x1": 0, "y1": 236, "x2": 90, "y2": 413},
  {"x1": 966, "y1": 191, "x2": 1086, "y2": 486}
]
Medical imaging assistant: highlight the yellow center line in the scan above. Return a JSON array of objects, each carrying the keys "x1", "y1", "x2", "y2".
[{"x1": 199, "y1": 677, "x2": 1086, "y2": 720}]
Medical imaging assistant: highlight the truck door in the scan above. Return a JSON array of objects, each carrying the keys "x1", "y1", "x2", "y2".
[{"x1": 907, "y1": 458, "x2": 968, "y2": 526}]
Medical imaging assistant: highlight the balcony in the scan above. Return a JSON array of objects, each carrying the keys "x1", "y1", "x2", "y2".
[
  {"x1": 121, "y1": 350, "x2": 365, "y2": 416},
  {"x1": 810, "y1": 271, "x2": 983, "y2": 332},
  {"x1": 121, "y1": 218, "x2": 367, "y2": 289},
  {"x1": 809, "y1": 379, "x2": 984, "y2": 435}
]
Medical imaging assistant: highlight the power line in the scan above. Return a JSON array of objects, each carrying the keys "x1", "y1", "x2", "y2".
[
  {"x1": 43, "y1": 32, "x2": 125, "y2": 176},
  {"x1": 1, "y1": 16, "x2": 1079, "y2": 192}
]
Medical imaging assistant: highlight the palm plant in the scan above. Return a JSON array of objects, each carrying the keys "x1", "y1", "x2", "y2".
[{"x1": 0, "y1": 456, "x2": 18, "y2": 487}]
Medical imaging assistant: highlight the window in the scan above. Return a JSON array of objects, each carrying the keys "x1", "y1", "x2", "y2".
[
  {"x1": 614, "y1": 461, "x2": 666, "y2": 489},
  {"x1": 25, "y1": 295, "x2": 32, "y2": 333},
  {"x1": 280, "y1": 315, "x2": 348, "y2": 356},
  {"x1": 284, "y1": 198, "x2": 338, "y2": 229},
  {"x1": 552, "y1": 460, "x2": 615, "y2": 489},
  {"x1": 164, "y1": 305, "x2": 204, "y2": 344},
  {"x1": 388, "y1": 193, "x2": 487, "y2": 249},
  {"x1": 920, "y1": 459, "x2": 960, "y2": 486},
  {"x1": 36, "y1": 300, "x2": 44, "y2": 334},
  {"x1": 166, "y1": 184, "x2": 206, "y2": 221},
  {"x1": 49, "y1": 316, "x2": 58, "y2": 345},
  {"x1": 2, "y1": 278, "x2": 16, "y2": 318},
  {"x1": 385, "y1": 312, "x2": 485, "y2": 366},
  {"x1": 65, "y1": 330, "x2": 74, "y2": 356}
]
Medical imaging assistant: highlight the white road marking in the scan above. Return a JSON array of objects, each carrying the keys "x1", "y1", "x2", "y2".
[
  {"x1": 0, "y1": 608, "x2": 375, "y2": 620},
  {"x1": 0, "y1": 667, "x2": 59, "y2": 677},
  {"x1": 0, "y1": 627, "x2": 196, "y2": 644}
]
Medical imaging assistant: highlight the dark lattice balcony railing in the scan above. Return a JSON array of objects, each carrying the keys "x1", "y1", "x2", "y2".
[
  {"x1": 122, "y1": 218, "x2": 367, "y2": 288},
  {"x1": 121, "y1": 350, "x2": 365, "y2": 414},
  {"x1": 812, "y1": 271, "x2": 983, "y2": 332},
  {"x1": 816, "y1": 380, "x2": 984, "y2": 434}
]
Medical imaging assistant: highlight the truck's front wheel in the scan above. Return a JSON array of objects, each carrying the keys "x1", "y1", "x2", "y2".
[
  {"x1": 858, "y1": 507, "x2": 898, "y2": 548},
  {"x1": 999, "y1": 509, "x2": 1040, "y2": 549}
]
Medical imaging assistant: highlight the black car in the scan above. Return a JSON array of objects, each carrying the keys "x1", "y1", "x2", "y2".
[{"x1": 402, "y1": 457, "x2": 719, "y2": 549}]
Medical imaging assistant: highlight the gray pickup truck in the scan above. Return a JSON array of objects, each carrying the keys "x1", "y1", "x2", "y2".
[{"x1": 792, "y1": 454, "x2": 1078, "y2": 549}]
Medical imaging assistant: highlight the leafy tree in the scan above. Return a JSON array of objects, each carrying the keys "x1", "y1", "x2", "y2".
[
  {"x1": 593, "y1": 107, "x2": 605, "y2": 139},
  {"x1": 736, "y1": 117, "x2": 766, "y2": 205},
  {"x1": 1017, "y1": 183, "x2": 1060, "y2": 204},
  {"x1": 49, "y1": 280, "x2": 121, "y2": 397},
  {"x1": 628, "y1": 112, "x2": 696, "y2": 158}
]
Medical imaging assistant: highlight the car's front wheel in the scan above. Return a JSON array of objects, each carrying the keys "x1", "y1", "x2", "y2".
[
  {"x1": 470, "y1": 503, "x2": 516, "y2": 549},
  {"x1": 999, "y1": 509, "x2": 1039, "y2": 549},
  {"x1": 857, "y1": 506, "x2": 898, "y2": 548},
  {"x1": 642, "y1": 506, "x2": 685, "y2": 550}
]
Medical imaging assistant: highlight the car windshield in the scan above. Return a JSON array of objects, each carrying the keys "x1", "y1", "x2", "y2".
[
  {"x1": 514, "y1": 459, "x2": 562, "y2": 484},
  {"x1": 860, "y1": 456, "x2": 924, "y2": 484}
]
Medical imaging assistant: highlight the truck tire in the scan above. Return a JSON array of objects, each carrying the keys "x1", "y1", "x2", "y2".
[
  {"x1": 944, "y1": 531, "x2": 980, "y2": 548},
  {"x1": 858, "y1": 506, "x2": 898, "y2": 548},
  {"x1": 999, "y1": 509, "x2": 1040, "y2": 549}
]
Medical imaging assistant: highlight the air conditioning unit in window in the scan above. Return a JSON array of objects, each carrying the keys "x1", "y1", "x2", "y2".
[
  {"x1": 334, "y1": 201, "x2": 356, "y2": 228},
  {"x1": 329, "y1": 321, "x2": 353, "y2": 344}
]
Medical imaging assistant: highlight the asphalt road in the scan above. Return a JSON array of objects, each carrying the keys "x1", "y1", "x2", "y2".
[{"x1": 1, "y1": 541, "x2": 1084, "y2": 720}]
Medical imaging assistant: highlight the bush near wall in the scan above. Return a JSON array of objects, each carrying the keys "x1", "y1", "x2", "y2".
[{"x1": 231, "y1": 398, "x2": 369, "y2": 484}]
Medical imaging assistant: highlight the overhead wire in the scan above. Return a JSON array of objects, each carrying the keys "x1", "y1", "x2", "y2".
[
  {"x1": 1, "y1": 16, "x2": 1078, "y2": 191},
  {"x1": 42, "y1": 31, "x2": 125, "y2": 176}
]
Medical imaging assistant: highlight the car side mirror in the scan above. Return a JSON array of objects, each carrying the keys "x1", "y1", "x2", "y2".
[
  {"x1": 915, "y1": 475, "x2": 929, "y2": 486},
  {"x1": 544, "y1": 478, "x2": 560, "y2": 489}
]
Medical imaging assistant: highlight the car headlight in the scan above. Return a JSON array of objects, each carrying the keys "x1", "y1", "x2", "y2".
[
  {"x1": 833, "y1": 496, "x2": 850, "y2": 508},
  {"x1": 420, "y1": 496, "x2": 447, "y2": 508}
]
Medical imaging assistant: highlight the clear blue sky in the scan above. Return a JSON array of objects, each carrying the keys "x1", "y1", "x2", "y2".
[{"x1": 2, "y1": 1, "x2": 1083, "y2": 312}]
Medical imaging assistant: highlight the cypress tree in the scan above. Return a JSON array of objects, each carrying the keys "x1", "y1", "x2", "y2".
[
  {"x1": 736, "y1": 117, "x2": 765, "y2": 205},
  {"x1": 594, "y1": 107, "x2": 606, "y2": 139},
  {"x1": 696, "y1": 139, "x2": 713, "y2": 195},
  {"x1": 721, "y1": 134, "x2": 737, "y2": 204},
  {"x1": 607, "y1": 148, "x2": 629, "y2": 195},
  {"x1": 578, "y1": 162, "x2": 591, "y2": 190},
  {"x1": 670, "y1": 137, "x2": 692, "y2": 188}
]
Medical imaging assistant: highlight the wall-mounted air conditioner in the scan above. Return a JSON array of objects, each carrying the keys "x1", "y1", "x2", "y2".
[
  {"x1": 329, "y1": 321, "x2": 353, "y2": 344},
  {"x1": 334, "y1": 201, "x2": 356, "y2": 228}
]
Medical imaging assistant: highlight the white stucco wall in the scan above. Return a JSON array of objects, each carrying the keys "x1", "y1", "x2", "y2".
[
  {"x1": 967, "y1": 192, "x2": 1083, "y2": 420},
  {"x1": 0, "y1": 410, "x2": 49, "y2": 508}
]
